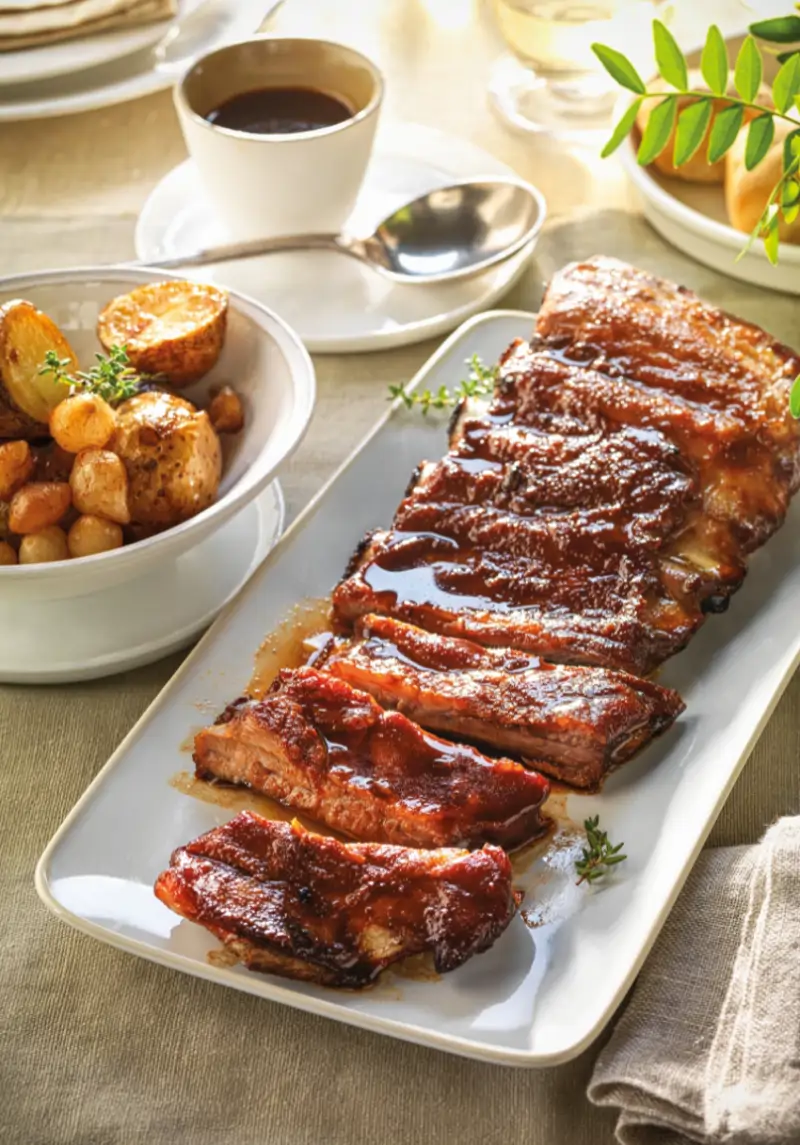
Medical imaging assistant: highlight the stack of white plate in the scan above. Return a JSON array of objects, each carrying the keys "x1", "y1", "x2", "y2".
[{"x1": 0, "y1": 0, "x2": 280, "y2": 122}]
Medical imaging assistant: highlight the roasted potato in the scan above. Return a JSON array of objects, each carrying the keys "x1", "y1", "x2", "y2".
[
  {"x1": 70, "y1": 449, "x2": 130, "y2": 524},
  {"x1": 9, "y1": 481, "x2": 71, "y2": 534},
  {"x1": 97, "y1": 281, "x2": 228, "y2": 387},
  {"x1": 0, "y1": 440, "x2": 33, "y2": 500},
  {"x1": 50, "y1": 392, "x2": 116, "y2": 453},
  {"x1": 0, "y1": 540, "x2": 17, "y2": 565},
  {"x1": 0, "y1": 300, "x2": 76, "y2": 438},
  {"x1": 31, "y1": 441, "x2": 77, "y2": 484},
  {"x1": 19, "y1": 525, "x2": 68, "y2": 564},
  {"x1": 112, "y1": 391, "x2": 222, "y2": 529},
  {"x1": 208, "y1": 385, "x2": 244, "y2": 434},
  {"x1": 68, "y1": 514, "x2": 124, "y2": 558}
]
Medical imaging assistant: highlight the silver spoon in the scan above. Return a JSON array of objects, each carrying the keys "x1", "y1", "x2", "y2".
[{"x1": 134, "y1": 178, "x2": 546, "y2": 284}]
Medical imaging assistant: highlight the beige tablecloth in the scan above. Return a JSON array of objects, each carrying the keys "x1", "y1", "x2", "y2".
[{"x1": 1, "y1": 3, "x2": 799, "y2": 1143}]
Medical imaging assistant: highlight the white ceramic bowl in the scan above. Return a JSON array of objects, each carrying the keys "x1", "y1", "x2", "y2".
[{"x1": 0, "y1": 266, "x2": 316, "y2": 601}]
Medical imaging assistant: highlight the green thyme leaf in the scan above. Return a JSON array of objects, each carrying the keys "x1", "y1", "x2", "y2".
[
  {"x1": 601, "y1": 97, "x2": 643, "y2": 158},
  {"x1": 387, "y1": 354, "x2": 497, "y2": 414},
  {"x1": 701, "y1": 24, "x2": 728, "y2": 96},
  {"x1": 674, "y1": 98, "x2": 713, "y2": 166},
  {"x1": 591, "y1": 43, "x2": 646, "y2": 94},
  {"x1": 734, "y1": 35, "x2": 763, "y2": 103},
  {"x1": 39, "y1": 344, "x2": 142, "y2": 405},
  {"x1": 638, "y1": 94, "x2": 677, "y2": 165},
  {"x1": 749, "y1": 14, "x2": 800, "y2": 44},
  {"x1": 772, "y1": 52, "x2": 800, "y2": 113},
  {"x1": 745, "y1": 113, "x2": 775, "y2": 170},
  {"x1": 575, "y1": 815, "x2": 628, "y2": 886},
  {"x1": 790, "y1": 375, "x2": 800, "y2": 419},
  {"x1": 653, "y1": 19, "x2": 688, "y2": 90},
  {"x1": 707, "y1": 103, "x2": 744, "y2": 163}
]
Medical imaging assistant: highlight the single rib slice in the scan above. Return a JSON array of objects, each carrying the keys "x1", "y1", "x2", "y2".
[
  {"x1": 193, "y1": 667, "x2": 550, "y2": 850},
  {"x1": 333, "y1": 402, "x2": 702, "y2": 674},
  {"x1": 318, "y1": 614, "x2": 685, "y2": 789},
  {"x1": 535, "y1": 256, "x2": 800, "y2": 551},
  {"x1": 154, "y1": 812, "x2": 518, "y2": 987}
]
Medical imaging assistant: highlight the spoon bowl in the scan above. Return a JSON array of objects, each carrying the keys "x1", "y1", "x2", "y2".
[{"x1": 137, "y1": 177, "x2": 547, "y2": 284}]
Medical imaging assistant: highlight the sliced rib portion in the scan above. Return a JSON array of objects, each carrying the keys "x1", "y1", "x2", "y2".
[
  {"x1": 194, "y1": 667, "x2": 549, "y2": 851},
  {"x1": 535, "y1": 256, "x2": 800, "y2": 550},
  {"x1": 155, "y1": 813, "x2": 518, "y2": 987},
  {"x1": 318, "y1": 614, "x2": 685, "y2": 789},
  {"x1": 333, "y1": 398, "x2": 702, "y2": 674}
]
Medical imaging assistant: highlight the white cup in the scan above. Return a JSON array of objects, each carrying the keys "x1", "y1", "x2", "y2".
[{"x1": 174, "y1": 37, "x2": 384, "y2": 241}]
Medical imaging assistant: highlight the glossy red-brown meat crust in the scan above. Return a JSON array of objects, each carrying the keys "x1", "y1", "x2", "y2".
[
  {"x1": 535, "y1": 256, "x2": 800, "y2": 549},
  {"x1": 318, "y1": 615, "x2": 684, "y2": 789},
  {"x1": 194, "y1": 667, "x2": 550, "y2": 851},
  {"x1": 332, "y1": 398, "x2": 701, "y2": 674},
  {"x1": 154, "y1": 812, "x2": 518, "y2": 987}
]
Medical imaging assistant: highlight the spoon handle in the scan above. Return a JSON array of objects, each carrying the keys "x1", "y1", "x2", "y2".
[{"x1": 132, "y1": 232, "x2": 345, "y2": 271}]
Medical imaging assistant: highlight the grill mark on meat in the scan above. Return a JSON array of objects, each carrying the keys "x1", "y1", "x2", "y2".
[
  {"x1": 193, "y1": 666, "x2": 550, "y2": 851},
  {"x1": 154, "y1": 813, "x2": 518, "y2": 987},
  {"x1": 318, "y1": 615, "x2": 684, "y2": 789}
]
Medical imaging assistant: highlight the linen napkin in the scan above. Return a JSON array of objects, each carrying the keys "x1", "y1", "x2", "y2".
[
  {"x1": 0, "y1": 0, "x2": 177, "y2": 53},
  {"x1": 589, "y1": 816, "x2": 800, "y2": 1145}
]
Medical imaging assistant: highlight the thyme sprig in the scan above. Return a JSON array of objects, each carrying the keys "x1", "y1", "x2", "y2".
[
  {"x1": 593, "y1": 16, "x2": 800, "y2": 267},
  {"x1": 388, "y1": 353, "x2": 498, "y2": 415},
  {"x1": 40, "y1": 345, "x2": 141, "y2": 406},
  {"x1": 575, "y1": 816, "x2": 628, "y2": 886}
]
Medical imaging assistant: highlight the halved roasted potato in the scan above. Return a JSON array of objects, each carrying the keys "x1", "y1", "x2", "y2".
[
  {"x1": 112, "y1": 391, "x2": 222, "y2": 529},
  {"x1": 97, "y1": 281, "x2": 228, "y2": 387},
  {"x1": 0, "y1": 300, "x2": 76, "y2": 438}
]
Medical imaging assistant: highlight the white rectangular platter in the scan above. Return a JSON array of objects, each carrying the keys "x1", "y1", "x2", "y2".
[{"x1": 36, "y1": 310, "x2": 800, "y2": 1067}]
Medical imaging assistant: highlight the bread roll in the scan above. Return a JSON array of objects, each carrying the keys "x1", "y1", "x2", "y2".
[
  {"x1": 636, "y1": 70, "x2": 766, "y2": 184},
  {"x1": 725, "y1": 117, "x2": 800, "y2": 243}
]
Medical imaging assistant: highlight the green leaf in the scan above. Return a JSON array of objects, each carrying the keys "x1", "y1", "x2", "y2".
[
  {"x1": 777, "y1": 50, "x2": 800, "y2": 65},
  {"x1": 701, "y1": 24, "x2": 728, "y2": 95},
  {"x1": 601, "y1": 97, "x2": 643, "y2": 157},
  {"x1": 784, "y1": 202, "x2": 800, "y2": 224},
  {"x1": 638, "y1": 95, "x2": 677, "y2": 165},
  {"x1": 749, "y1": 15, "x2": 800, "y2": 44},
  {"x1": 745, "y1": 114, "x2": 775, "y2": 170},
  {"x1": 790, "y1": 375, "x2": 800, "y2": 419},
  {"x1": 734, "y1": 35, "x2": 763, "y2": 103},
  {"x1": 653, "y1": 19, "x2": 688, "y2": 89},
  {"x1": 764, "y1": 223, "x2": 780, "y2": 265},
  {"x1": 783, "y1": 128, "x2": 800, "y2": 174},
  {"x1": 772, "y1": 53, "x2": 800, "y2": 113},
  {"x1": 673, "y1": 98, "x2": 712, "y2": 166},
  {"x1": 707, "y1": 103, "x2": 745, "y2": 163},
  {"x1": 591, "y1": 43, "x2": 646, "y2": 94}
]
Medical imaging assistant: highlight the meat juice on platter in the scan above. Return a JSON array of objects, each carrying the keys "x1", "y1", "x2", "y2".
[{"x1": 157, "y1": 258, "x2": 800, "y2": 990}]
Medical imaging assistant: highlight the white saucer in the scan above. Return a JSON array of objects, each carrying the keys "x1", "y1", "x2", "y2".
[
  {"x1": 135, "y1": 123, "x2": 543, "y2": 353},
  {"x1": 0, "y1": 481, "x2": 284, "y2": 684},
  {"x1": 0, "y1": 0, "x2": 204, "y2": 87},
  {"x1": 0, "y1": 0, "x2": 277, "y2": 120}
]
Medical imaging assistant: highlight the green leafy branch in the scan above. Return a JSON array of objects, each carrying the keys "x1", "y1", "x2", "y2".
[
  {"x1": 575, "y1": 816, "x2": 628, "y2": 886},
  {"x1": 388, "y1": 353, "x2": 498, "y2": 415},
  {"x1": 593, "y1": 16, "x2": 800, "y2": 268},
  {"x1": 40, "y1": 345, "x2": 142, "y2": 406}
]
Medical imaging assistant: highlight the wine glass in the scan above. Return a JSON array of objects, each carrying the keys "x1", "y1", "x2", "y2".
[{"x1": 488, "y1": 0, "x2": 671, "y2": 137}]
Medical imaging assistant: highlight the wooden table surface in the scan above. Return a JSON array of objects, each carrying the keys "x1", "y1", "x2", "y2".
[{"x1": 2, "y1": 3, "x2": 799, "y2": 1144}]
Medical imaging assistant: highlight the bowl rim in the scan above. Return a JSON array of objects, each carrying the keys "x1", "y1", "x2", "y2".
[{"x1": 0, "y1": 264, "x2": 316, "y2": 582}]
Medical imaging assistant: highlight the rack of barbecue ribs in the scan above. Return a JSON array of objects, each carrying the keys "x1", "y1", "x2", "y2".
[
  {"x1": 194, "y1": 667, "x2": 550, "y2": 849},
  {"x1": 154, "y1": 813, "x2": 519, "y2": 987},
  {"x1": 157, "y1": 258, "x2": 800, "y2": 986}
]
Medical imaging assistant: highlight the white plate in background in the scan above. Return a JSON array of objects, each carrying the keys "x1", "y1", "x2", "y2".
[
  {"x1": 36, "y1": 310, "x2": 800, "y2": 1065},
  {"x1": 619, "y1": 35, "x2": 800, "y2": 295},
  {"x1": 0, "y1": 0, "x2": 279, "y2": 120},
  {"x1": 0, "y1": 481, "x2": 284, "y2": 684},
  {"x1": 136, "y1": 123, "x2": 546, "y2": 353},
  {"x1": 0, "y1": 0, "x2": 204, "y2": 87}
]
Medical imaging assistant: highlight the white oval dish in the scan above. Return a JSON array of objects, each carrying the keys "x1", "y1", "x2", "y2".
[
  {"x1": 135, "y1": 122, "x2": 546, "y2": 353},
  {"x1": 0, "y1": 265, "x2": 315, "y2": 601},
  {"x1": 619, "y1": 34, "x2": 800, "y2": 295}
]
